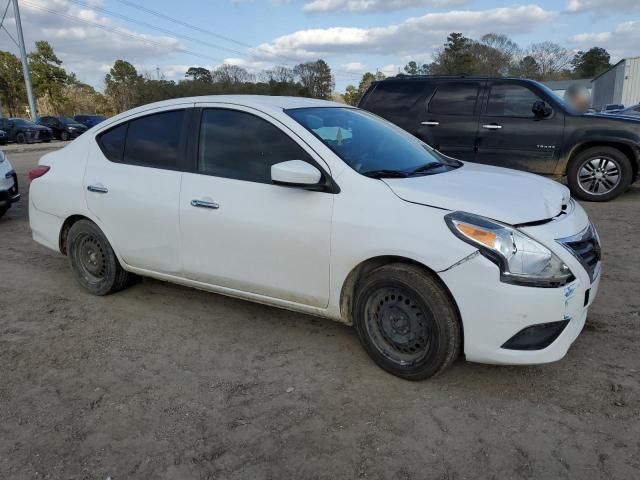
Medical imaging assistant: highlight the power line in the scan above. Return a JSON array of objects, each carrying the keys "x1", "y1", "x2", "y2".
[
  {"x1": 21, "y1": 0, "x2": 227, "y2": 64},
  {"x1": 66, "y1": 0, "x2": 248, "y2": 58}
]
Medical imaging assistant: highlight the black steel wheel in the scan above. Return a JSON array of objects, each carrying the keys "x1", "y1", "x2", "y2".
[
  {"x1": 353, "y1": 264, "x2": 461, "y2": 380},
  {"x1": 568, "y1": 146, "x2": 632, "y2": 202},
  {"x1": 15, "y1": 132, "x2": 25, "y2": 144},
  {"x1": 61, "y1": 131, "x2": 70, "y2": 141},
  {"x1": 67, "y1": 219, "x2": 134, "y2": 295}
]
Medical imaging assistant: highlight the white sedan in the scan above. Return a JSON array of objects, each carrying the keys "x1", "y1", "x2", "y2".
[
  {"x1": 0, "y1": 150, "x2": 20, "y2": 218},
  {"x1": 28, "y1": 96, "x2": 601, "y2": 379}
]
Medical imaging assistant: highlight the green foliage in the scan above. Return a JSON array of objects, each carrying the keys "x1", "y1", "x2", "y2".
[
  {"x1": 105, "y1": 60, "x2": 142, "y2": 113},
  {"x1": 28, "y1": 41, "x2": 68, "y2": 112},
  {"x1": 428, "y1": 33, "x2": 476, "y2": 75},
  {"x1": 294, "y1": 59, "x2": 334, "y2": 99},
  {"x1": 571, "y1": 47, "x2": 611, "y2": 79},
  {"x1": 0, "y1": 51, "x2": 26, "y2": 117},
  {"x1": 403, "y1": 61, "x2": 429, "y2": 75},
  {"x1": 185, "y1": 67, "x2": 212, "y2": 83},
  {"x1": 342, "y1": 71, "x2": 384, "y2": 106}
]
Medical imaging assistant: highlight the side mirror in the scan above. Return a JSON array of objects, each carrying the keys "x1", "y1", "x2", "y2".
[
  {"x1": 271, "y1": 160, "x2": 322, "y2": 188},
  {"x1": 532, "y1": 100, "x2": 552, "y2": 118}
]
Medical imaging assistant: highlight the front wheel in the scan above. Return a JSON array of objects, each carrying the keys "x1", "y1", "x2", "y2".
[
  {"x1": 60, "y1": 131, "x2": 70, "y2": 141},
  {"x1": 353, "y1": 264, "x2": 461, "y2": 380},
  {"x1": 67, "y1": 220, "x2": 134, "y2": 295},
  {"x1": 567, "y1": 147, "x2": 633, "y2": 202},
  {"x1": 15, "y1": 132, "x2": 26, "y2": 144}
]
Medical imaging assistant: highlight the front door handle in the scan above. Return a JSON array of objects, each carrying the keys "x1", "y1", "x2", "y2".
[
  {"x1": 87, "y1": 184, "x2": 108, "y2": 194},
  {"x1": 482, "y1": 124, "x2": 502, "y2": 130},
  {"x1": 421, "y1": 121, "x2": 440, "y2": 126},
  {"x1": 191, "y1": 199, "x2": 219, "y2": 210}
]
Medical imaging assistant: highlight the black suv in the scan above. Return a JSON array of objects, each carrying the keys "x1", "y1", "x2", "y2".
[{"x1": 359, "y1": 76, "x2": 640, "y2": 201}]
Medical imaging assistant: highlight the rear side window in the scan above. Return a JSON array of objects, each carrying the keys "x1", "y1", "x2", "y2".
[
  {"x1": 97, "y1": 110, "x2": 185, "y2": 168},
  {"x1": 124, "y1": 110, "x2": 184, "y2": 168},
  {"x1": 364, "y1": 82, "x2": 427, "y2": 111},
  {"x1": 428, "y1": 82, "x2": 480, "y2": 115},
  {"x1": 198, "y1": 109, "x2": 313, "y2": 184},
  {"x1": 486, "y1": 84, "x2": 541, "y2": 117},
  {"x1": 98, "y1": 123, "x2": 127, "y2": 162}
]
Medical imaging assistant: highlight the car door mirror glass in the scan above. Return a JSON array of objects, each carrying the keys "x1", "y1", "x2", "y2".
[
  {"x1": 532, "y1": 100, "x2": 552, "y2": 118},
  {"x1": 271, "y1": 160, "x2": 322, "y2": 186}
]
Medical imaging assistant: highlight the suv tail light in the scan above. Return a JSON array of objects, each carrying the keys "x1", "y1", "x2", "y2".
[{"x1": 28, "y1": 165, "x2": 50, "y2": 181}]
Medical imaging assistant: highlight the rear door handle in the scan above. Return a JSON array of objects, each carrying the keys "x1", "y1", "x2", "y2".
[
  {"x1": 191, "y1": 199, "x2": 219, "y2": 210},
  {"x1": 421, "y1": 121, "x2": 440, "y2": 126},
  {"x1": 87, "y1": 184, "x2": 108, "y2": 194},
  {"x1": 482, "y1": 124, "x2": 502, "y2": 130}
]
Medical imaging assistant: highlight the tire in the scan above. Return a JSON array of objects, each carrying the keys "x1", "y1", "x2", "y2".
[
  {"x1": 353, "y1": 264, "x2": 461, "y2": 380},
  {"x1": 15, "y1": 132, "x2": 26, "y2": 144},
  {"x1": 42, "y1": 139, "x2": 51, "y2": 143},
  {"x1": 67, "y1": 220, "x2": 133, "y2": 295},
  {"x1": 0, "y1": 207, "x2": 7, "y2": 218},
  {"x1": 60, "y1": 131, "x2": 70, "y2": 141},
  {"x1": 567, "y1": 146, "x2": 633, "y2": 202}
]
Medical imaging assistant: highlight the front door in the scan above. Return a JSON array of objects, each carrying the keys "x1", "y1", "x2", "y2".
[
  {"x1": 416, "y1": 81, "x2": 482, "y2": 161},
  {"x1": 84, "y1": 107, "x2": 188, "y2": 274},
  {"x1": 179, "y1": 105, "x2": 334, "y2": 308},
  {"x1": 475, "y1": 81, "x2": 565, "y2": 174}
]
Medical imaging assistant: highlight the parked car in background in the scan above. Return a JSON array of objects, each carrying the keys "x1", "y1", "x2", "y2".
[
  {"x1": 29, "y1": 96, "x2": 601, "y2": 379},
  {"x1": 601, "y1": 104, "x2": 625, "y2": 114},
  {"x1": 38, "y1": 116, "x2": 88, "y2": 141},
  {"x1": 0, "y1": 150, "x2": 20, "y2": 218},
  {"x1": 73, "y1": 114, "x2": 106, "y2": 129},
  {"x1": 359, "y1": 75, "x2": 640, "y2": 202},
  {"x1": 0, "y1": 129, "x2": 7, "y2": 145},
  {"x1": 0, "y1": 117, "x2": 53, "y2": 144},
  {"x1": 614, "y1": 104, "x2": 640, "y2": 118}
]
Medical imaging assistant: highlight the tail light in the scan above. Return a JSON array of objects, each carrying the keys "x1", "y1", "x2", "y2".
[{"x1": 28, "y1": 165, "x2": 50, "y2": 181}]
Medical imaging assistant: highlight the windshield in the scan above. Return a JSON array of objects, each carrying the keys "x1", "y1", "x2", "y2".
[{"x1": 286, "y1": 107, "x2": 459, "y2": 177}]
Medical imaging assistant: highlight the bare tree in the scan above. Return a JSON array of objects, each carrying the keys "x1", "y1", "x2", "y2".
[
  {"x1": 211, "y1": 64, "x2": 254, "y2": 85},
  {"x1": 526, "y1": 42, "x2": 573, "y2": 80},
  {"x1": 260, "y1": 65, "x2": 295, "y2": 84}
]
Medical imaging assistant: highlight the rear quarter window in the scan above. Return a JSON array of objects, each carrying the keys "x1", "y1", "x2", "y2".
[{"x1": 361, "y1": 81, "x2": 430, "y2": 130}]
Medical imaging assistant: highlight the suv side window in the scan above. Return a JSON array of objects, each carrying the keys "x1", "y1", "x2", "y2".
[
  {"x1": 486, "y1": 84, "x2": 541, "y2": 117},
  {"x1": 364, "y1": 81, "x2": 427, "y2": 112},
  {"x1": 428, "y1": 82, "x2": 480, "y2": 115},
  {"x1": 198, "y1": 108, "x2": 313, "y2": 184}
]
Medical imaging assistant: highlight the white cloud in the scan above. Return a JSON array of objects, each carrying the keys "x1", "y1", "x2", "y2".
[
  {"x1": 380, "y1": 64, "x2": 401, "y2": 76},
  {"x1": 251, "y1": 5, "x2": 555, "y2": 60},
  {"x1": 339, "y1": 61, "x2": 367, "y2": 72},
  {"x1": 304, "y1": 0, "x2": 470, "y2": 13},
  {"x1": 565, "y1": 0, "x2": 640, "y2": 12},
  {"x1": 3, "y1": 0, "x2": 183, "y2": 87},
  {"x1": 568, "y1": 20, "x2": 640, "y2": 59}
]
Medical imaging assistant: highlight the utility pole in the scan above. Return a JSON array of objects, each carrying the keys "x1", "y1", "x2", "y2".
[{"x1": 11, "y1": 0, "x2": 37, "y2": 121}]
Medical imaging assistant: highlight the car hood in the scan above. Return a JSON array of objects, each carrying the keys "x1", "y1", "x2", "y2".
[{"x1": 382, "y1": 162, "x2": 570, "y2": 225}]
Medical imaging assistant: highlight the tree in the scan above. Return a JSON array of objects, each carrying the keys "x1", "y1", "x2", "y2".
[
  {"x1": 526, "y1": 41, "x2": 573, "y2": 80},
  {"x1": 0, "y1": 51, "x2": 26, "y2": 117},
  {"x1": 511, "y1": 55, "x2": 541, "y2": 79},
  {"x1": 403, "y1": 61, "x2": 429, "y2": 75},
  {"x1": 28, "y1": 41, "x2": 68, "y2": 114},
  {"x1": 185, "y1": 67, "x2": 212, "y2": 83},
  {"x1": 294, "y1": 59, "x2": 334, "y2": 99},
  {"x1": 342, "y1": 71, "x2": 384, "y2": 105},
  {"x1": 343, "y1": 85, "x2": 360, "y2": 106},
  {"x1": 428, "y1": 33, "x2": 476, "y2": 75},
  {"x1": 470, "y1": 33, "x2": 520, "y2": 76},
  {"x1": 571, "y1": 47, "x2": 611, "y2": 78},
  {"x1": 261, "y1": 65, "x2": 295, "y2": 84},
  {"x1": 211, "y1": 64, "x2": 253, "y2": 85},
  {"x1": 105, "y1": 60, "x2": 142, "y2": 113}
]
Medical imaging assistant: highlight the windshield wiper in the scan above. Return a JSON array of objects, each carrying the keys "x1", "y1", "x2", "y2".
[
  {"x1": 409, "y1": 162, "x2": 444, "y2": 175},
  {"x1": 361, "y1": 169, "x2": 409, "y2": 179}
]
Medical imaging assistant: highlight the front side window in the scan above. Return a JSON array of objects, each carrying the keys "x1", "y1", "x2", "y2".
[
  {"x1": 428, "y1": 82, "x2": 479, "y2": 115},
  {"x1": 198, "y1": 109, "x2": 313, "y2": 184},
  {"x1": 287, "y1": 107, "x2": 458, "y2": 177},
  {"x1": 98, "y1": 123, "x2": 127, "y2": 162},
  {"x1": 486, "y1": 84, "x2": 542, "y2": 117}
]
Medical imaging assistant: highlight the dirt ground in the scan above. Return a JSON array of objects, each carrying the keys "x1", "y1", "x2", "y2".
[{"x1": 1, "y1": 148, "x2": 639, "y2": 480}]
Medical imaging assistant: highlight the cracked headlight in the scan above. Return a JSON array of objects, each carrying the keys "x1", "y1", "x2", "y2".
[{"x1": 445, "y1": 212, "x2": 574, "y2": 288}]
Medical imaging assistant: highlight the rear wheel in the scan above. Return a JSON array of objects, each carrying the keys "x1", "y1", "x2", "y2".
[
  {"x1": 353, "y1": 264, "x2": 461, "y2": 380},
  {"x1": 60, "y1": 131, "x2": 70, "y2": 141},
  {"x1": 567, "y1": 146, "x2": 633, "y2": 202},
  {"x1": 67, "y1": 220, "x2": 133, "y2": 295}
]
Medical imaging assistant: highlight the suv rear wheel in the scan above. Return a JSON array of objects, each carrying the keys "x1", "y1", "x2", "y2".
[
  {"x1": 67, "y1": 220, "x2": 134, "y2": 295},
  {"x1": 567, "y1": 146, "x2": 633, "y2": 202},
  {"x1": 353, "y1": 264, "x2": 461, "y2": 380}
]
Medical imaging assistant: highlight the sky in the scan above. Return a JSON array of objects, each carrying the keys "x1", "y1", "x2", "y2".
[{"x1": 0, "y1": 0, "x2": 639, "y2": 92}]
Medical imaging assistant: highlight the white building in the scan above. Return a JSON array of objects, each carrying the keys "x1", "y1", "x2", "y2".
[{"x1": 591, "y1": 57, "x2": 640, "y2": 111}]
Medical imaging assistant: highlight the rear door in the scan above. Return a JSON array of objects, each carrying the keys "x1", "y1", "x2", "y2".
[
  {"x1": 84, "y1": 106, "x2": 190, "y2": 274},
  {"x1": 475, "y1": 81, "x2": 564, "y2": 173},
  {"x1": 416, "y1": 81, "x2": 482, "y2": 161}
]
